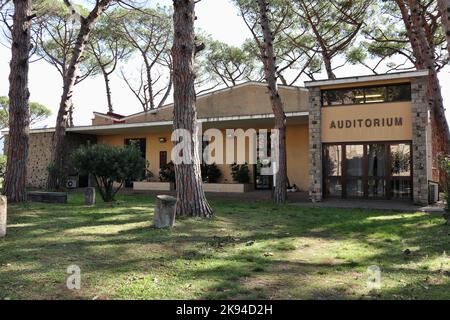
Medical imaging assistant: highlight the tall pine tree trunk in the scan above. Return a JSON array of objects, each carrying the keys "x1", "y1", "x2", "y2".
[
  {"x1": 47, "y1": 0, "x2": 112, "y2": 190},
  {"x1": 158, "y1": 69, "x2": 173, "y2": 108},
  {"x1": 408, "y1": 0, "x2": 450, "y2": 177},
  {"x1": 102, "y1": 70, "x2": 113, "y2": 113},
  {"x1": 172, "y1": 0, "x2": 212, "y2": 218},
  {"x1": 3, "y1": 0, "x2": 32, "y2": 202},
  {"x1": 396, "y1": 0, "x2": 425, "y2": 68},
  {"x1": 143, "y1": 58, "x2": 155, "y2": 110},
  {"x1": 257, "y1": 0, "x2": 287, "y2": 204},
  {"x1": 438, "y1": 0, "x2": 450, "y2": 57},
  {"x1": 322, "y1": 54, "x2": 336, "y2": 80}
]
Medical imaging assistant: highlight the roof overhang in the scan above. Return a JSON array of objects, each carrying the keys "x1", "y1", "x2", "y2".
[
  {"x1": 2, "y1": 111, "x2": 309, "y2": 136},
  {"x1": 304, "y1": 70, "x2": 430, "y2": 88}
]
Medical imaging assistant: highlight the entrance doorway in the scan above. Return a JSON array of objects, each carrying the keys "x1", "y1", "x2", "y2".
[
  {"x1": 323, "y1": 142, "x2": 412, "y2": 200},
  {"x1": 254, "y1": 131, "x2": 273, "y2": 190}
]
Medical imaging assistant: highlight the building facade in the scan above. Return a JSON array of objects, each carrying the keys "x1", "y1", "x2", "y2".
[{"x1": 5, "y1": 70, "x2": 434, "y2": 205}]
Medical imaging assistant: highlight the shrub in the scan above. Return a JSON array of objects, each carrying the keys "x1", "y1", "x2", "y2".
[
  {"x1": 0, "y1": 155, "x2": 6, "y2": 179},
  {"x1": 202, "y1": 163, "x2": 222, "y2": 183},
  {"x1": 71, "y1": 144, "x2": 146, "y2": 202},
  {"x1": 46, "y1": 163, "x2": 67, "y2": 191},
  {"x1": 230, "y1": 163, "x2": 250, "y2": 184},
  {"x1": 143, "y1": 161, "x2": 154, "y2": 182},
  {"x1": 160, "y1": 161, "x2": 175, "y2": 183},
  {"x1": 439, "y1": 156, "x2": 450, "y2": 212}
]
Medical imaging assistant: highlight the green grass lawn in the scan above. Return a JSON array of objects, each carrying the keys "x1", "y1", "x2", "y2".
[{"x1": 0, "y1": 192, "x2": 449, "y2": 300}]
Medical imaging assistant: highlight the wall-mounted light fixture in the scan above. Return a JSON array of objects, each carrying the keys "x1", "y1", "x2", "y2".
[{"x1": 159, "y1": 137, "x2": 167, "y2": 143}]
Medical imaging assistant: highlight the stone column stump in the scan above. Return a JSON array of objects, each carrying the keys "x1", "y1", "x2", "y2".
[
  {"x1": 85, "y1": 187, "x2": 96, "y2": 205},
  {"x1": 153, "y1": 195, "x2": 177, "y2": 228},
  {"x1": 0, "y1": 196, "x2": 7, "y2": 238}
]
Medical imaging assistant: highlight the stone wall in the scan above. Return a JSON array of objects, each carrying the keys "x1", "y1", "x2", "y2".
[
  {"x1": 4, "y1": 132, "x2": 96, "y2": 189},
  {"x1": 27, "y1": 132, "x2": 54, "y2": 188},
  {"x1": 308, "y1": 87, "x2": 322, "y2": 202},
  {"x1": 411, "y1": 77, "x2": 430, "y2": 205}
]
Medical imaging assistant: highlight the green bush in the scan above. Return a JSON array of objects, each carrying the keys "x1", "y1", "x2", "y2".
[
  {"x1": 230, "y1": 163, "x2": 250, "y2": 184},
  {"x1": 202, "y1": 163, "x2": 222, "y2": 183},
  {"x1": 439, "y1": 156, "x2": 450, "y2": 212},
  {"x1": 71, "y1": 144, "x2": 146, "y2": 202},
  {"x1": 46, "y1": 163, "x2": 67, "y2": 191},
  {"x1": 0, "y1": 155, "x2": 6, "y2": 179},
  {"x1": 159, "y1": 161, "x2": 175, "y2": 183}
]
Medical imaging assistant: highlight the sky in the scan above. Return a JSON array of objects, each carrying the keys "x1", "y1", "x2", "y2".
[{"x1": 0, "y1": 0, "x2": 449, "y2": 131}]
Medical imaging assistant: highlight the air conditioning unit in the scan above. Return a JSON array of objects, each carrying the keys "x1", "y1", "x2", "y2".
[
  {"x1": 428, "y1": 181, "x2": 439, "y2": 205},
  {"x1": 66, "y1": 179, "x2": 78, "y2": 189}
]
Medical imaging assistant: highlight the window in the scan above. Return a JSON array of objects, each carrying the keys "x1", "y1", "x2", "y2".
[
  {"x1": 342, "y1": 88, "x2": 365, "y2": 105},
  {"x1": 323, "y1": 145, "x2": 343, "y2": 197},
  {"x1": 365, "y1": 87, "x2": 386, "y2": 103},
  {"x1": 387, "y1": 84, "x2": 411, "y2": 102},
  {"x1": 159, "y1": 151, "x2": 167, "y2": 169},
  {"x1": 125, "y1": 138, "x2": 146, "y2": 159},
  {"x1": 323, "y1": 142, "x2": 412, "y2": 200},
  {"x1": 322, "y1": 83, "x2": 411, "y2": 106}
]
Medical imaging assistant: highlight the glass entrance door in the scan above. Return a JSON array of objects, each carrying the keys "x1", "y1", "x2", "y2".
[
  {"x1": 367, "y1": 144, "x2": 387, "y2": 198},
  {"x1": 323, "y1": 142, "x2": 412, "y2": 200},
  {"x1": 345, "y1": 145, "x2": 364, "y2": 198}
]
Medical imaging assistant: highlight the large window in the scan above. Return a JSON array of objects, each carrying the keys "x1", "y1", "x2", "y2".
[
  {"x1": 322, "y1": 83, "x2": 411, "y2": 106},
  {"x1": 323, "y1": 142, "x2": 412, "y2": 200},
  {"x1": 323, "y1": 145, "x2": 343, "y2": 197}
]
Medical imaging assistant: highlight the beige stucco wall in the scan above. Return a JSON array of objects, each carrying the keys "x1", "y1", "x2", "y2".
[
  {"x1": 286, "y1": 124, "x2": 309, "y2": 191},
  {"x1": 92, "y1": 116, "x2": 116, "y2": 126},
  {"x1": 91, "y1": 84, "x2": 309, "y2": 125},
  {"x1": 96, "y1": 122, "x2": 310, "y2": 190}
]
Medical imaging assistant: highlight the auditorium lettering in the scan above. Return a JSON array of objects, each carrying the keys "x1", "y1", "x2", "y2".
[{"x1": 329, "y1": 117, "x2": 403, "y2": 129}]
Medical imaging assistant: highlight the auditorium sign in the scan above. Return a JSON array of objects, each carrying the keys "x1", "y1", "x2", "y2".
[
  {"x1": 329, "y1": 117, "x2": 403, "y2": 130},
  {"x1": 321, "y1": 102, "x2": 413, "y2": 143}
]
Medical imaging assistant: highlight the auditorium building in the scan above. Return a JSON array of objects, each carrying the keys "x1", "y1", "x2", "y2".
[{"x1": 4, "y1": 70, "x2": 436, "y2": 205}]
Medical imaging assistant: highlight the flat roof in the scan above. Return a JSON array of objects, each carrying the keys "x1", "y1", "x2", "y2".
[{"x1": 304, "y1": 70, "x2": 430, "y2": 88}]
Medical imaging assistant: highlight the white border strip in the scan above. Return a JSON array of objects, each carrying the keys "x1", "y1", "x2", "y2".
[
  {"x1": 304, "y1": 70, "x2": 430, "y2": 88},
  {"x1": 2, "y1": 112, "x2": 309, "y2": 135}
]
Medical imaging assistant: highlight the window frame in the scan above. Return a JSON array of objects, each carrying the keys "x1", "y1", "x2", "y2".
[
  {"x1": 322, "y1": 141, "x2": 413, "y2": 200},
  {"x1": 321, "y1": 83, "x2": 411, "y2": 107}
]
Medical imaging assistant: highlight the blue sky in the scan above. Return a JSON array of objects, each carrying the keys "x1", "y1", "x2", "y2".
[{"x1": 0, "y1": 0, "x2": 449, "y2": 130}]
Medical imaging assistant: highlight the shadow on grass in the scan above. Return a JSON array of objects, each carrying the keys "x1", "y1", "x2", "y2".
[{"x1": 1, "y1": 193, "x2": 449, "y2": 299}]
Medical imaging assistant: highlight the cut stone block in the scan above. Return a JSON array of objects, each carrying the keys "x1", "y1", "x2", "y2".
[
  {"x1": 0, "y1": 196, "x2": 6, "y2": 238},
  {"x1": 85, "y1": 187, "x2": 96, "y2": 205},
  {"x1": 153, "y1": 195, "x2": 177, "y2": 228}
]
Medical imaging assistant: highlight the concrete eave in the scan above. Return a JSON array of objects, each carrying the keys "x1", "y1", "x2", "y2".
[
  {"x1": 3, "y1": 111, "x2": 309, "y2": 136},
  {"x1": 304, "y1": 70, "x2": 430, "y2": 88}
]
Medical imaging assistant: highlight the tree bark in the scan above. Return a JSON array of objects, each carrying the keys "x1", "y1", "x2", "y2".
[
  {"x1": 322, "y1": 53, "x2": 336, "y2": 80},
  {"x1": 438, "y1": 0, "x2": 450, "y2": 57},
  {"x1": 408, "y1": 0, "x2": 450, "y2": 178},
  {"x1": 172, "y1": 0, "x2": 213, "y2": 218},
  {"x1": 3, "y1": 0, "x2": 32, "y2": 203},
  {"x1": 395, "y1": 0, "x2": 424, "y2": 68},
  {"x1": 143, "y1": 57, "x2": 155, "y2": 110},
  {"x1": 47, "y1": 0, "x2": 112, "y2": 190},
  {"x1": 158, "y1": 69, "x2": 173, "y2": 108},
  {"x1": 257, "y1": 0, "x2": 287, "y2": 204},
  {"x1": 102, "y1": 70, "x2": 113, "y2": 113}
]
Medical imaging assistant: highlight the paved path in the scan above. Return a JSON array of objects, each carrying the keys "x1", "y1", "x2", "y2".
[
  {"x1": 291, "y1": 199, "x2": 445, "y2": 214},
  {"x1": 115, "y1": 188, "x2": 445, "y2": 214}
]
